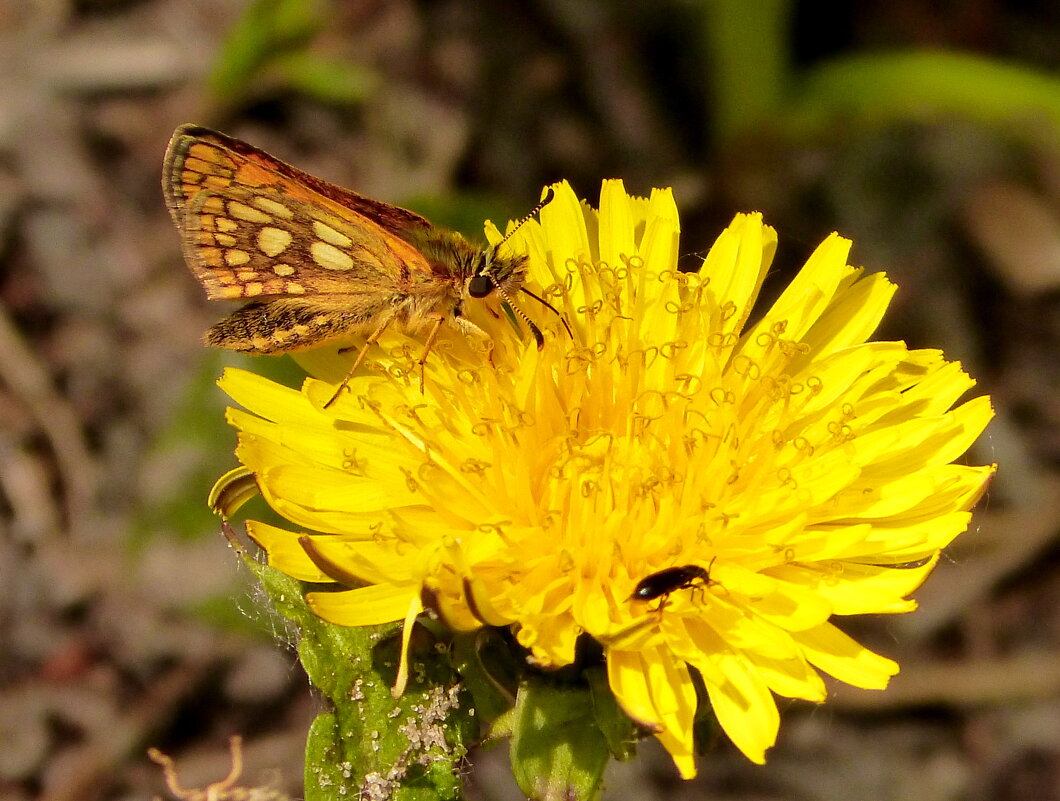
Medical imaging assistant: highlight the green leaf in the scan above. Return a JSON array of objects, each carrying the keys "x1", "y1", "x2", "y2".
[
  {"x1": 242, "y1": 554, "x2": 475, "y2": 801},
  {"x1": 789, "y1": 50, "x2": 1060, "y2": 138}
]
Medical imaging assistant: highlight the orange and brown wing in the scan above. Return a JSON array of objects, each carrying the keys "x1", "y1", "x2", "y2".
[
  {"x1": 181, "y1": 184, "x2": 423, "y2": 301},
  {"x1": 164, "y1": 124, "x2": 430, "y2": 233},
  {"x1": 163, "y1": 124, "x2": 434, "y2": 300}
]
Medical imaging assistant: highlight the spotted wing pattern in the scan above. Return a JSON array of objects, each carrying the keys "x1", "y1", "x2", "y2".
[{"x1": 163, "y1": 125, "x2": 433, "y2": 302}]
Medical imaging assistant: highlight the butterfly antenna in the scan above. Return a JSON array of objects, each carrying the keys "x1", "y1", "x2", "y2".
[
  {"x1": 495, "y1": 186, "x2": 556, "y2": 250},
  {"x1": 493, "y1": 283, "x2": 545, "y2": 349},
  {"x1": 481, "y1": 186, "x2": 567, "y2": 348}
]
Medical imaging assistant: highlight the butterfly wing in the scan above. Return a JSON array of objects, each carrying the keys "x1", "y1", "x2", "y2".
[
  {"x1": 164, "y1": 124, "x2": 430, "y2": 235},
  {"x1": 181, "y1": 185, "x2": 421, "y2": 301},
  {"x1": 163, "y1": 125, "x2": 436, "y2": 302}
]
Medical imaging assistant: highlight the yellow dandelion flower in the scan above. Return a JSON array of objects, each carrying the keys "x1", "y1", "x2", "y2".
[{"x1": 214, "y1": 180, "x2": 995, "y2": 776}]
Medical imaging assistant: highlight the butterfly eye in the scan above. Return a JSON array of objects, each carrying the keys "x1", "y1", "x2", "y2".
[{"x1": 468, "y1": 273, "x2": 495, "y2": 298}]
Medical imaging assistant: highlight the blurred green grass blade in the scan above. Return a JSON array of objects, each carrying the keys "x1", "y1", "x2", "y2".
[
  {"x1": 700, "y1": 0, "x2": 793, "y2": 143},
  {"x1": 273, "y1": 52, "x2": 377, "y2": 106},
  {"x1": 788, "y1": 50, "x2": 1060, "y2": 137},
  {"x1": 206, "y1": 0, "x2": 326, "y2": 101}
]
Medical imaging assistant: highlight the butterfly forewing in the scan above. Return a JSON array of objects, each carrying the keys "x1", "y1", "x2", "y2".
[
  {"x1": 164, "y1": 125, "x2": 434, "y2": 283},
  {"x1": 182, "y1": 186, "x2": 417, "y2": 302},
  {"x1": 163, "y1": 124, "x2": 551, "y2": 384}
]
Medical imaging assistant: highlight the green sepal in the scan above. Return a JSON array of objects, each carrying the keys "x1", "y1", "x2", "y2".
[
  {"x1": 503, "y1": 676, "x2": 612, "y2": 801},
  {"x1": 450, "y1": 629, "x2": 520, "y2": 725},
  {"x1": 585, "y1": 667, "x2": 638, "y2": 762},
  {"x1": 689, "y1": 667, "x2": 722, "y2": 756}
]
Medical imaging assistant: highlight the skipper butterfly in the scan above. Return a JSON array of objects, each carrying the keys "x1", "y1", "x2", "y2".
[{"x1": 163, "y1": 124, "x2": 558, "y2": 403}]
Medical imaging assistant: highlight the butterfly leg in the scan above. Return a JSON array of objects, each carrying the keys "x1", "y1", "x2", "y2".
[
  {"x1": 324, "y1": 319, "x2": 392, "y2": 409},
  {"x1": 417, "y1": 315, "x2": 446, "y2": 393}
]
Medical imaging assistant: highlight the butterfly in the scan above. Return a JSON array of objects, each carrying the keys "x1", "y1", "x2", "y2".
[{"x1": 163, "y1": 124, "x2": 560, "y2": 403}]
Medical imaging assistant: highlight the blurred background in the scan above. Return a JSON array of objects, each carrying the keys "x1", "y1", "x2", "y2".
[{"x1": 1, "y1": 1, "x2": 1059, "y2": 799}]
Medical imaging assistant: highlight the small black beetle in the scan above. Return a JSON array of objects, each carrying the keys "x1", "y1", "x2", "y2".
[{"x1": 629, "y1": 558, "x2": 716, "y2": 607}]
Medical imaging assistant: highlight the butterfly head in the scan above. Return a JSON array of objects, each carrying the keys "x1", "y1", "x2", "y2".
[
  {"x1": 464, "y1": 188, "x2": 570, "y2": 349},
  {"x1": 467, "y1": 269, "x2": 495, "y2": 299},
  {"x1": 467, "y1": 246, "x2": 526, "y2": 298},
  {"x1": 467, "y1": 187, "x2": 555, "y2": 297}
]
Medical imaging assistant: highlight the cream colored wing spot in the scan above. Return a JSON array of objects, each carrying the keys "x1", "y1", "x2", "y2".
[
  {"x1": 286, "y1": 282, "x2": 306, "y2": 294},
  {"x1": 227, "y1": 201, "x2": 272, "y2": 224},
  {"x1": 252, "y1": 197, "x2": 295, "y2": 219},
  {"x1": 258, "y1": 226, "x2": 293, "y2": 257},
  {"x1": 313, "y1": 220, "x2": 353, "y2": 249},
  {"x1": 311, "y1": 240, "x2": 355, "y2": 271},
  {"x1": 214, "y1": 233, "x2": 238, "y2": 248},
  {"x1": 272, "y1": 263, "x2": 296, "y2": 277},
  {"x1": 215, "y1": 217, "x2": 238, "y2": 233},
  {"x1": 224, "y1": 249, "x2": 251, "y2": 267},
  {"x1": 244, "y1": 282, "x2": 265, "y2": 296}
]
